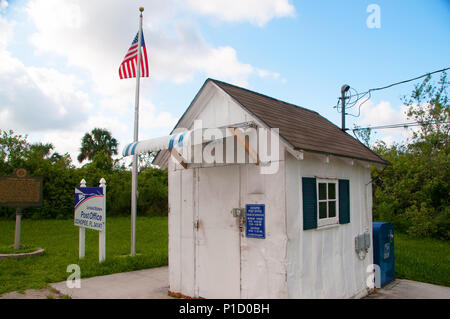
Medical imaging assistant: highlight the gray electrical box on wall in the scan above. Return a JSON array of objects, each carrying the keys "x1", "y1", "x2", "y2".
[{"x1": 355, "y1": 232, "x2": 371, "y2": 253}]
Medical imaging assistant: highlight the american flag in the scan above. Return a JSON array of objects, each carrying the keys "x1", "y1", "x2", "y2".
[{"x1": 119, "y1": 32, "x2": 149, "y2": 79}]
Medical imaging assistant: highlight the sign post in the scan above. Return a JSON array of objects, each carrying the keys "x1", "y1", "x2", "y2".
[
  {"x1": 0, "y1": 168, "x2": 43, "y2": 250},
  {"x1": 14, "y1": 208, "x2": 23, "y2": 249},
  {"x1": 99, "y1": 178, "x2": 106, "y2": 262},
  {"x1": 78, "y1": 179, "x2": 86, "y2": 259},
  {"x1": 74, "y1": 178, "x2": 106, "y2": 262}
]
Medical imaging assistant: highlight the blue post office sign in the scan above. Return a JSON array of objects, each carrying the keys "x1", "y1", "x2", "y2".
[
  {"x1": 74, "y1": 187, "x2": 105, "y2": 231},
  {"x1": 245, "y1": 204, "x2": 265, "y2": 239}
]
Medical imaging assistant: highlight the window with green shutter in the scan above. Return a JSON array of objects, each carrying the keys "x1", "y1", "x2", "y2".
[
  {"x1": 339, "y1": 179, "x2": 350, "y2": 224},
  {"x1": 302, "y1": 177, "x2": 317, "y2": 230},
  {"x1": 302, "y1": 177, "x2": 350, "y2": 230}
]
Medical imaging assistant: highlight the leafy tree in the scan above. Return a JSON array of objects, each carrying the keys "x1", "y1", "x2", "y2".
[
  {"x1": 403, "y1": 72, "x2": 449, "y2": 143},
  {"x1": 90, "y1": 149, "x2": 114, "y2": 171},
  {"x1": 1, "y1": 130, "x2": 168, "y2": 220},
  {"x1": 78, "y1": 128, "x2": 118, "y2": 164},
  {"x1": 372, "y1": 72, "x2": 449, "y2": 240},
  {"x1": 138, "y1": 151, "x2": 158, "y2": 171},
  {"x1": 0, "y1": 130, "x2": 29, "y2": 174},
  {"x1": 353, "y1": 124, "x2": 373, "y2": 147}
]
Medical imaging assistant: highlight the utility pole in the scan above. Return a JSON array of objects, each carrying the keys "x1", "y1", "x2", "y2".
[{"x1": 341, "y1": 84, "x2": 350, "y2": 131}]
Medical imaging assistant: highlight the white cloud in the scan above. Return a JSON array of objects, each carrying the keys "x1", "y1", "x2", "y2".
[
  {"x1": 143, "y1": 23, "x2": 257, "y2": 85},
  {"x1": 0, "y1": 49, "x2": 92, "y2": 131},
  {"x1": 359, "y1": 100, "x2": 408, "y2": 126},
  {"x1": 0, "y1": 0, "x2": 8, "y2": 11},
  {"x1": 0, "y1": 16, "x2": 12, "y2": 49},
  {"x1": 26, "y1": 0, "x2": 283, "y2": 91},
  {"x1": 37, "y1": 105, "x2": 177, "y2": 165},
  {"x1": 146, "y1": 23, "x2": 280, "y2": 86},
  {"x1": 139, "y1": 98, "x2": 178, "y2": 130},
  {"x1": 39, "y1": 130, "x2": 83, "y2": 162},
  {"x1": 357, "y1": 99, "x2": 419, "y2": 146},
  {"x1": 1, "y1": 0, "x2": 285, "y2": 164},
  {"x1": 186, "y1": 0, "x2": 295, "y2": 26}
]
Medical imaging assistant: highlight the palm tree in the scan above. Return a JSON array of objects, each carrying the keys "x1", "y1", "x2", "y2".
[{"x1": 77, "y1": 128, "x2": 118, "y2": 163}]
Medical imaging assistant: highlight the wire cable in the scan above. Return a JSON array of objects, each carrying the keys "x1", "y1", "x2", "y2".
[
  {"x1": 347, "y1": 67, "x2": 449, "y2": 99},
  {"x1": 352, "y1": 120, "x2": 450, "y2": 131},
  {"x1": 335, "y1": 67, "x2": 449, "y2": 118}
]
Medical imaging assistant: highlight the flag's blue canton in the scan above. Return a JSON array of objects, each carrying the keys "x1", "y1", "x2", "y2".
[
  {"x1": 132, "y1": 33, "x2": 138, "y2": 44},
  {"x1": 131, "y1": 33, "x2": 145, "y2": 46}
]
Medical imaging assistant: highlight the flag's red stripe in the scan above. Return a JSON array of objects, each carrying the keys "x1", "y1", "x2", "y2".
[
  {"x1": 126, "y1": 62, "x2": 132, "y2": 78},
  {"x1": 120, "y1": 65, "x2": 125, "y2": 79},
  {"x1": 132, "y1": 60, "x2": 136, "y2": 77},
  {"x1": 139, "y1": 49, "x2": 144, "y2": 77},
  {"x1": 123, "y1": 57, "x2": 136, "y2": 64},
  {"x1": 141, "y1": 49, "x2": 146, "y2": 77},
  {"x1": 121, "y1": 64, "x2": 127, "y2": 79},
  {"x1": 125, "y1": 50, "x2": 138, "y2": 59},
  {"x1": 143, "y1": 46, "x2": 149, "y2": 77},
  {"x1": 124, "y1": 54, "x2": 137, "y2": 61},
  {"x1": 125, "y1": 63, "x2": 130, "y2": 78},
  {"x1": 119, "y1": 33, "x2": 150, "y2": 79},
  {"x1": 140, "y1": 50, "x2": 144, "y2": 76}
]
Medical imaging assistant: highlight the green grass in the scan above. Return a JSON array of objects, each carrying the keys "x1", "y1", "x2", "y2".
[
  {"x1": 395, "y1": 233, "x2": 450, "y2": 287},
  {"x1": 0, "y1": 216, "x2": 168, "y2": 295},
  {"x1": 1, "y1": 217, "x2": 448, "y2": 295}
]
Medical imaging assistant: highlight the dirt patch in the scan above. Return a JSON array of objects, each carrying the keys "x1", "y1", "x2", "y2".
[{"x1": 0, "y1": 287, "x2": 69, "y2": 299}]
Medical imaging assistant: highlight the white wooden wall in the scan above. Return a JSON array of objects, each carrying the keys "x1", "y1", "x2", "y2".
[
  {"x1": 168, "y1": 82, "x2": 288, "y2": 298},
  {"x1": 285, "y1": 152, "x2": 374, "y2": 298},
  {"x1": 168, "y1": 81, "x2": 374, "y2": 299}
]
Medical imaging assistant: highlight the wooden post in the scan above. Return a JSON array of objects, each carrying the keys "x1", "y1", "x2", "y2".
[{"x1": 227, "y1": 127, "x2": 259, "y2": 165}]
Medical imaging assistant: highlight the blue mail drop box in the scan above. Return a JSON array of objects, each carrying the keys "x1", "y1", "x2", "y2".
[{"x1": 372, "y1": 222, "x2": 395, "y2": 286}]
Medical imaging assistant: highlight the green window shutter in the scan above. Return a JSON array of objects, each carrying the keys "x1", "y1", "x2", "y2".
[
  {"x1": 302, "y1": 177, "x2": 317, "y2": 230},
  {"x1": 339, "y1": 179, "x2": 350, "y2": 224}
]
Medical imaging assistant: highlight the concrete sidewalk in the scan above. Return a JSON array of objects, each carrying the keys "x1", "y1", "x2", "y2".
[
  {"x1": 50, "y1": 266, "x2": 450, "y2": 299},
  {"x1": 51, "y1": 266, "x2": 172, "y2": 299},
  {"x1": 366, "y1": 279, "x2": 450, "y2": 299}
]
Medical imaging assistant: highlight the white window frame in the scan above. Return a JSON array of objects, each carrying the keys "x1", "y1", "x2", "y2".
[{"x1": 316, "y1": 178, "x2": 339, "y2": 227}]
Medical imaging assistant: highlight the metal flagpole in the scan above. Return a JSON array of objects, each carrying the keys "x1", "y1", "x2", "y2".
[{"x1": 131, "y1": 6, "x2": 144, "y2": 255}]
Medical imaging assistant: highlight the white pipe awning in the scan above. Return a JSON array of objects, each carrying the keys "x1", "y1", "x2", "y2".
[
  {"x1": 122, "y1": 121, "x2": 257, "y2": 157},
  {"x1": 122, "y1": 130, "x2": 194, "y2": 157}
]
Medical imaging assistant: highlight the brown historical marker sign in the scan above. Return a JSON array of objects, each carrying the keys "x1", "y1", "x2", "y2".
[{"x1": 0, "y1": 168, "x2": 43, "y2": 208}]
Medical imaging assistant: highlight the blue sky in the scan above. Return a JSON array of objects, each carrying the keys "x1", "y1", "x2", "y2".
[{"x1": 0, "y1": 0, "x2": 449, "y2": 164}]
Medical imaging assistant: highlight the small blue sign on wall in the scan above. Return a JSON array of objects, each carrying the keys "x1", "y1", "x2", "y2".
[{"x1": 246, "y1": 204, "x2": 265, "y2": 239}]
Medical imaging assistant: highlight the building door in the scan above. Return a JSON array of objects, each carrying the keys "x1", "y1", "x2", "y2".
[{"x1": 195, "y1": 165, "x2": 241, "y2": 298}]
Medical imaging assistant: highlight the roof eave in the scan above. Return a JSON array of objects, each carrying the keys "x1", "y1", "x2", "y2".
[{"x1": 293, "y1": 146, "x2": 391, "y2": 166}]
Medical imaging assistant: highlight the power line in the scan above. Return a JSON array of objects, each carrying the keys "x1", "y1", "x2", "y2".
[
  {"x1": 347, "y1": 67, "x2": 450, "y2": 99},
  {"x1": 352, "y1": 121, "x2": 450, "y2": 131},
  {"x1": 353, "y1": 122, "x2": 421, "y2": 131},
  {"x1": 334, "y1": 67, "x2": 450, "y2": 120}
]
